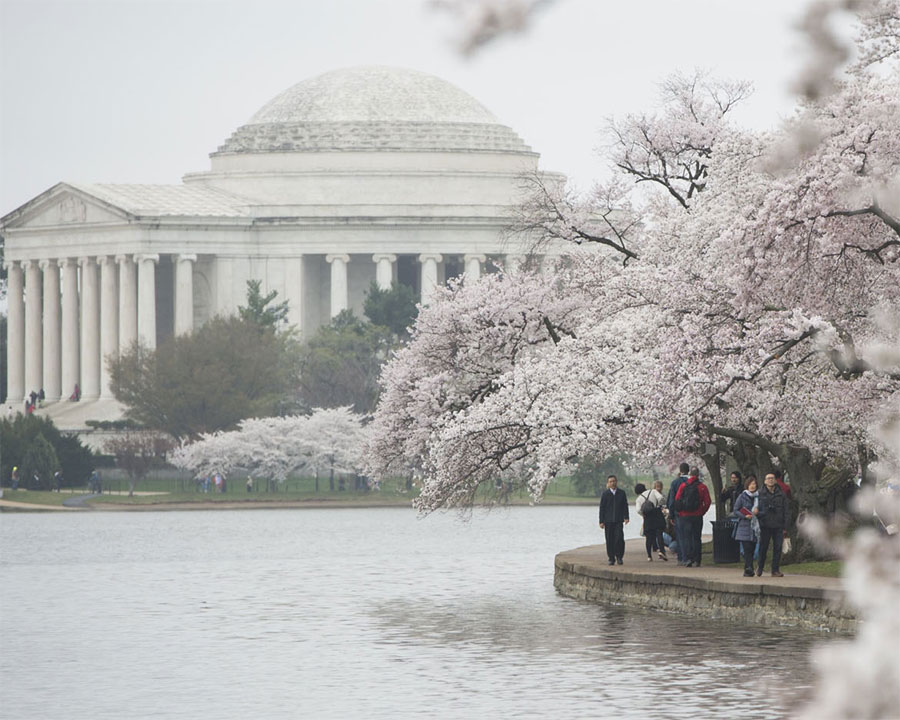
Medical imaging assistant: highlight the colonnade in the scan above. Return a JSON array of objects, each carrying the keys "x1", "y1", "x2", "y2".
[
  {"x1": 326, "y1": 251, "x2": 492, "y2": 317},
  {"x1": 4, "y1": 253, "x2": 196, "y2": 406},
  {"x1": 5, "y1": 249, "x2": 528, "y2": 406}
]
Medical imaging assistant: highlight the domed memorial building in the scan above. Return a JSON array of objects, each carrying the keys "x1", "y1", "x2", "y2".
[{"x1": 1, "y1": 66, "x2": 562, "y2": 426}]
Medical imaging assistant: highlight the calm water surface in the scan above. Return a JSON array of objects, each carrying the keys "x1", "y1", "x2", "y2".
[{"x1": 0, "y1": 507, "x2": 826, "y2": 719}]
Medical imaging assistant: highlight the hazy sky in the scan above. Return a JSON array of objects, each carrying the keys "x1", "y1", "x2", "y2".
[{"x1": 0, "y1": 0, "x2": 828, "y2": 215}]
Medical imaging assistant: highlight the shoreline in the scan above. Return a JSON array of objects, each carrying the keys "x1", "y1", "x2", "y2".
[
  {"x1": 555, "y1": 539, "x2": 855, "y2": 634},
  {"x1": 0, "y1": 496, "x2": 596, "y2": 512}
]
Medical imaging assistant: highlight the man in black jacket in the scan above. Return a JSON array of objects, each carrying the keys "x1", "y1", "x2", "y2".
[
  {"x1": 599, "y1": 475, "x2": 630, "y2": 565},
  {"x1": 754, "y1": 472, "x2": 789, "y2": 577}
]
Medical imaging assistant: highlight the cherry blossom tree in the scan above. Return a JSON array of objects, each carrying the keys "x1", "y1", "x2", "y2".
[
  {"x1": 171, "y1": 407, "x2": 367, "y2": 490},
  {"x1": 368, "y1": 2, "x2": 900, "y2": 528}
]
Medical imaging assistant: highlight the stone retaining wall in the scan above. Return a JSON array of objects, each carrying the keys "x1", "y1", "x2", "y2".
[{"x1": 555, "y1": 551, "x2": 857, "y2": 634}]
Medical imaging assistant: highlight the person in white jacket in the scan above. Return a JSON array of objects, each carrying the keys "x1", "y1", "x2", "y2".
[{"x1": 635, "y1": 481, "x2": 668, "y2": 561}]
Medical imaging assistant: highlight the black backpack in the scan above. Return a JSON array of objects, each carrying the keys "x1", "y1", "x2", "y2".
[
  {"x1": 640, "y1": 492, "x2": 656, "y2": 515},
  {"x1": 675, "y1": 480, "x2": 700, "y2": 512}
]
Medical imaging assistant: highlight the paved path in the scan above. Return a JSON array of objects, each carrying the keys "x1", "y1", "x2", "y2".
[
  {"x1": 62, "y1": 493, "x2": 102, "y2": 508},
  {"x1": 558, "y1": 537, "x2": 843, "y2": 595}
]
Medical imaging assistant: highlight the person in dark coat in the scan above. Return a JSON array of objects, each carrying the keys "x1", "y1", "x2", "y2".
[
  {"x1": 754, "y1": 472, "x2": 789, "y2": 577},
  {"x1": 598, "y1": 475, "x2": 630, "y2": 566},
  {"x1": 636, "y1": 481, "x2": 668, "y2": 561},
  {"x1": 721, "y1": 471, "x2": 744, "y2": 513},
  {"x1": 731, "y1": 476, "x2": 760, "y2": 577},
  {"x1": 666, "y1": 462, "x2": 691, "y2": 564}
]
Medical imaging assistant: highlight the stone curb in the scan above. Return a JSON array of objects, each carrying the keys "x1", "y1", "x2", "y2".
[{"x1": 554, "y1": 541, "x2": 855, "y2": 633}]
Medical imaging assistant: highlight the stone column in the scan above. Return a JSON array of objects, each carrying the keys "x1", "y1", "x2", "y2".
[
  {"x1": 137, "y1": 254, "x2": 159, "y2": 350},
  {"x1": 40, "y1": 259, "x2": 61, "y2": 402},
  {"x1": 60, "y1": 259, "x2": 80, "y2": 401},
  {"x1": 325, "y1": 253, "x2": 350, "y2": 318},
  {"x1": 372, "y1": 253, "x2": 396, "y2": 291},
  {"x1": 504, "y1": 254, "x2": 526, "y2": 273},
  {"x1": 283, "y1": 256, "x2": 304, "y2": 332},
  {"x1": 117, "y1": 254, "x2": 138, "y2": 352},
  {"x1": 5, "y1": 262, "x2": 25, "y2": 404},
  {"x1": 418, "y1": 253, "x2": 442, "y2": 305},
  {"x1": 174, "y1": 254, "x2": 196, "y2": 336},
  {"x1": 23, "y1": 260, "x2": 43, "y2": 399},
  {"x1": 99, "y1": 256, "x2": 119, "y2": 398},
  {"x1": 79, "y1": 257, "x2": 100, "y2": 400},
  {"x1": 464, "y1": 253, "x2": 487, "y2": 282}
]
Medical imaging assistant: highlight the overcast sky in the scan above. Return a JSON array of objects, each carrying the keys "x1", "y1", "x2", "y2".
[{"x1": 0, "y1": 0, "x2": 833, "y2": 215}]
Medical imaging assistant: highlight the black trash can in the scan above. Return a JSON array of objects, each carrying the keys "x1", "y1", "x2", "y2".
[{"x1": 711, "y1": 519, "x2": 741, "y2": 563}]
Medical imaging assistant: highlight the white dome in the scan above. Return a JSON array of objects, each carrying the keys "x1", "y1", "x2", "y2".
[
  {"x1": 249, "y1": 66, "x2": 498, "y2": 125},
  {"x1": 215, "y1": 66, "x2": 531, "y2": 155}
]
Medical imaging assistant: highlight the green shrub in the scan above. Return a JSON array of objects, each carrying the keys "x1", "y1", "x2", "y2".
[
  {"x1": 1, "y1": 414, "x2": 94, "y2": 488},
  {"x1": 20, "y1": 433, "x2": 60, "y2": 490}
]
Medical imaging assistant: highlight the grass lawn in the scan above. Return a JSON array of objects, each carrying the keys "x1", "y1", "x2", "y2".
[
  {"x1": 698, "y1": 541, "x2": 842, "y2": 577},
  {"x1": 0, "y1": 489, "x2": 74, "y2": 506}
]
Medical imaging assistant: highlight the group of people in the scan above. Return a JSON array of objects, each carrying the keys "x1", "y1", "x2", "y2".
[
  {"x1": 8, "y1": 465, "x2": 66, "y2": 491},
  {"x1": 196, "y1": 472, "x2": 226, "y2": 493},
  {"x1": 23, "y1": 388, "x2": 45, "y2": 414},
  {"x1": 722, "y1": 469, "x2": 792, "y2": 577},
  {"x1": 597, "y1": 462, "x2": 792, "y2": 577}
]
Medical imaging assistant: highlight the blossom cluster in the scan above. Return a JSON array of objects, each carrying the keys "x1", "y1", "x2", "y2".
[
  {"x1": 171, "y1": 407, "x2": 367, "y2": 482},
  {"x1": 365, "y1": 3, "x2": 900, "y2": 515}
]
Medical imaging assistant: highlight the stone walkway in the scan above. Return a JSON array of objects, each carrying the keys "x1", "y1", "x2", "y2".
[
  {"x1": 555, "y1": 538, "x2": 853, "y2": 632},
  {"x1": 559, "y1": 537, "x2": 843, "y2": 593}
]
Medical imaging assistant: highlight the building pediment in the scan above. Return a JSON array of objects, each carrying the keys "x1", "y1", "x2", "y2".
[{"x1": 1, "y1": 182, "x2": 134, "y2": 230}]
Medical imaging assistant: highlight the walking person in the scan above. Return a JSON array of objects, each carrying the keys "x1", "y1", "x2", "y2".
[
  {"x1": 667, "y1": 463, "x2": 691, "y2": 564},
  {"x1": 755, "y1": 472, "x2": 789, "y2": 577},
  {"x1": 731, "y1": 476, "x2": 760, "y2": 577},
  {"x1": 599, "y1": 475, "x2": 629, "y2": 566},
  {"x1": 635, "y1": 481, "x2": 668, "y2": 561},
  {"x1": 673, "y1": 466, "x2": 711, "y2": 567}
]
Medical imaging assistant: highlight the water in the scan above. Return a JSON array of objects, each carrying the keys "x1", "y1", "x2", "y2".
[{"x1": 0, "y1": 507, "x2": 824, "y2": 719}]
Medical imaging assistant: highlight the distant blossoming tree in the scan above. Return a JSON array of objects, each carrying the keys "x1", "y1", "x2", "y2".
[{"x1": 171, "y1": 407, "x2": 368, "y2": 490}]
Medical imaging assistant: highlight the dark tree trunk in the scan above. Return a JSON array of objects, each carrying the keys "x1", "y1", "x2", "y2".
[
  {"x1": 707, "y1": 426, "x2": 855, "y2": 562},
  {"x1": 700, "y1": 444, "x2": 725, "y2": 521}
]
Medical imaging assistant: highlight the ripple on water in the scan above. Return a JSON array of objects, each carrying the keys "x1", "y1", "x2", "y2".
[{"x1": 1, "y1": 507, "x2": 823, "y2": 719}]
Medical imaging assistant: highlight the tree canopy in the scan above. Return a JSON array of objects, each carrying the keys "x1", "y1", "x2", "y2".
[
  {"x1": 238, "y1": 279, "x2": 291, "y2": 330},
  {"x1": 297, "y1": 310, "x2": 395, "y2": 414},
  {"x1": 1, "y1": 414, "x2": 94, "y2": 488},
  {"x1": 110, "y1": 313, "x2": 301, "y2": 439},
  {"x1": 363, "y1": 281, "x2": 419, "y2": 338},
  {"x1": 366, "y1": 4, "x2": 900, "y2": 526}
]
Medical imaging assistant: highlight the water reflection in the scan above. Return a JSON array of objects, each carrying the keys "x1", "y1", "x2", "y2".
[{"x1": 1, "y1": 507, "x2": 820, "y2": 719}]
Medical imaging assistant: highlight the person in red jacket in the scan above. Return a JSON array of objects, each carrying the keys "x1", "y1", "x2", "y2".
[{"x1": 674, "y1": 466, "x2": 712, "y2": 567}]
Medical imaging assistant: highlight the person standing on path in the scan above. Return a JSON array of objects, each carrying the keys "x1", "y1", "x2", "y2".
[
  {"x1": 635, "y1": 481, "x2": 668, "y2": 561},
  {"x1": 667, "y1": 463, "x2": 691, "y2": 564},
  {"x1": 599, "y1": 475, "x2": 629, "y2": 566},
  {"x1": 721, "y1": 471, "x2": 744, "y2": 513},
  {"x1": 755, "y1": 472, "x2": 789, "y2": 577},
  {"x1": 731, "y1": 476, "x2": 760, "y2": 577},
  {"x1": 673, "y1": 467, "x2": 712, "y2": 567}
]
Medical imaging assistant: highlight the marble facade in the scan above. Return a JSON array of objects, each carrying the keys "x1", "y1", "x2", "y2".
[{"x1": 1, "y1": 66, "x2": 563, "y2": 426}]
